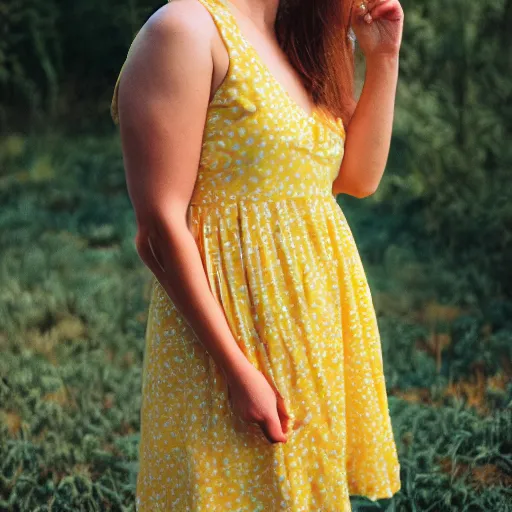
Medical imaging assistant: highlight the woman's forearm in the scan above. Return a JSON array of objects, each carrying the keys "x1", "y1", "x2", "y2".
[
  {"x1": 136, "y1": 212, "x2": 252, "y2": 381},
  {"x1": 332, "y1": 53, "x2": 399, "y2": 197}
]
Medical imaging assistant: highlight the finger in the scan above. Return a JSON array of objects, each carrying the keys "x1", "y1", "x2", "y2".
[
  {"x1": 355, "y1": 1, "x2": 369, "y2": 16},
  {"x1": 260, "y1": 414, "x2": 287, "y2": 444},
  {"x1": 273, "y1": 388, "x2": 291, "y2": 430},
  {"x1": 258, "y1": 421, "x2": 275, "y2": 444},
  {"x1": 353, "y1": 1, "x2": 376, "y2": 24},
  {"x1": 276, "y1": 394, "x2": 291, "y2": 434},
  {"x1": 371, "y1": 1, "x2": 403, "y2": 20},
  {"x1": 367, "y1": 0, "x2": 387, "y2": 9},
  {"x1": 365, "y1": 0, "x2": 394, "y2": 23}
]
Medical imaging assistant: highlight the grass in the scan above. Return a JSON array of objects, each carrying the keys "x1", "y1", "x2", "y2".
[{"x1": 0, "y1": 132, "x2": 510, "y2": 511}]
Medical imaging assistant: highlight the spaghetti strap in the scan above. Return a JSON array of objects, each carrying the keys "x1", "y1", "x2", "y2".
[{"x1": 195, "y1": 0, "x2": 247, "y2": 56}]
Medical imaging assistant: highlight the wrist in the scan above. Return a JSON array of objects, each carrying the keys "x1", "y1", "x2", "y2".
[
  {"x1": 364, "y1": 52, "x2": 400, "y2": 69},
  {"x1": 220, "y1": 350, "x2": 255, "y2": 383}
]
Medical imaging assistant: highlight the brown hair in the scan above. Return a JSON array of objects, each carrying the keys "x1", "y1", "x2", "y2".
[{"x1": 276, "y1": 0, "x2": 357, "y2": 128}]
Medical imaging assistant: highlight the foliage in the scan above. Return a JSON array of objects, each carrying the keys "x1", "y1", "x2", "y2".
[
  {"x1": 371, "y1": 0, "x2": 512, "y2": 297},
  {"x1": 0, "y1": 133, "x2": 510, "y2": 511},
  {"x1": 0, "y1": 0, "x2": 161, "y2": 133}
]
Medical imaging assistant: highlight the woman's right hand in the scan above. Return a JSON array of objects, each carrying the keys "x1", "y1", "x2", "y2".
[{"x1": 226, "y1": 361, "x2": 291, "y2": 444}]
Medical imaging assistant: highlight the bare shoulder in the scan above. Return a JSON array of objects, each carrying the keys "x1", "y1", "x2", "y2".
[
  {"x1": 123, "y1": 0, "x2": 215, "y2": 64},
  {"x1": 118, "y1": 0, "x2": 217, "y2": 88},
  {"x1": 122, "y1": 0, "x2": 215, "y2": 67},
  {"x1": 117, "y1": 0, "x2": 217, "y2": 116},
  {"x1": 146, "y1": 0, "x2": 216, "y2": 39}
]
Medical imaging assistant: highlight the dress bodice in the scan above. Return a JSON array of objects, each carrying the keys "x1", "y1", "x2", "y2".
[
  {"x1": 110, "y1": 0, "x2": 346, "y2": 207},
  {"x1": 192, "y1": 0, "x2": 345, "y2": 206}
]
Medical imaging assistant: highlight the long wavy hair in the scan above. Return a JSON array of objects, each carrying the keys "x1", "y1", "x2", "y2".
[{"x1": 275, "y1": 0, "x2": 357, "y2": 128}]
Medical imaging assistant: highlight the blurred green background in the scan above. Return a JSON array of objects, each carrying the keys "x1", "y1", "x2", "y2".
[{"x1": 1, "y1": 0, "x2": 511, "y2": 510}]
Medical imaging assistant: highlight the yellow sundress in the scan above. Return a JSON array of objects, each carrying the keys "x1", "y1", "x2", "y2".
[{"x1": 111, "y1": 0, "x2": 401, "y2": 510}]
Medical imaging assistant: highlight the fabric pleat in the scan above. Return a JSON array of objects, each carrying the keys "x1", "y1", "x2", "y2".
[{"x1": 142, "y1": 196, "x2": 400, "y2": 510}]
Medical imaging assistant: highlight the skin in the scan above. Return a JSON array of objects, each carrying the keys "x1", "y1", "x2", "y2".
[
  {"x1": 332, "y1": 0, "x2": 404, "y2": 197},
  {"x1": 116, "y1": 0, "x2": 404, "y2": 444}
]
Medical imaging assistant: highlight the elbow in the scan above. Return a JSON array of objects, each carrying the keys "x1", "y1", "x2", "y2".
[
  {"x1": 135, "y1": 226, "x2": 151, "y2": 260},
  {"x1": 133, "y1": 216, "x2": 167, "y2": 269},
  {"x1": 134, "y1": 209, "x2": 188, "y2": 268},
  {"x1": 351, "y1": 183, "x2": 379, "y2": 199},
  {"x1": 333, "y1": 163, "x2": 381, "y2": 198},
  {"x1": 350, "y1": 174, "x2": 381, "y2": 198},
  {"x1": 335, "y1": 180, "x2": 380, "y2": 199},
  {"x1": 135, "y1": 225, "x2": 159, "y2": 268}
]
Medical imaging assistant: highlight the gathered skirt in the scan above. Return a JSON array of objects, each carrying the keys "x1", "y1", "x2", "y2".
[{"x1": 135, "y1": 194, "x2": 401, "y2": 511}]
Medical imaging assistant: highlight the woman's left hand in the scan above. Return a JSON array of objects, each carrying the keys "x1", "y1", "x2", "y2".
[{"x1": 351, "y1": 0, "x2": 404, "y2": 59}]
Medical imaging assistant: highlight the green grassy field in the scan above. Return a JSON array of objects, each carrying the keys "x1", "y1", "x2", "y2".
[{"x1": 0, "y1": 133, "x2": 510, "y2": 511}]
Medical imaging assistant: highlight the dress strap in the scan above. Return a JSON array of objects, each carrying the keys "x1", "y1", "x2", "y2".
[{"x1": 195, "y1": 0, "x2": 248, "y2": 57}]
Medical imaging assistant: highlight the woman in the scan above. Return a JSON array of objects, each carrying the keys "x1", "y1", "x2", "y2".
[{"x1": 111, "y1": 0, "x2": 404, "y2": 509}]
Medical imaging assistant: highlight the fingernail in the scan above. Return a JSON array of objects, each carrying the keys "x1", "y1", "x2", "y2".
[{"x1": 364, "y1": 13, "x2": 372, "y2": 23}]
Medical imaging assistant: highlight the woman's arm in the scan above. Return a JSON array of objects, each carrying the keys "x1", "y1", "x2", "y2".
[
  {"x1": 332, "y1": 0, "x2": 403, "y2": 198},
  {"x1": 332, "y1": 54, "x2": 399, "y2": 198},
  {"x1": 116, "y1": 1, "x2": 252, "y2": 381}
]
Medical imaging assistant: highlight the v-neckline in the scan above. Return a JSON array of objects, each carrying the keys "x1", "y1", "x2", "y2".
[{"x1": 218, "y1": 0, "x2": 319, "y2": 123}]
